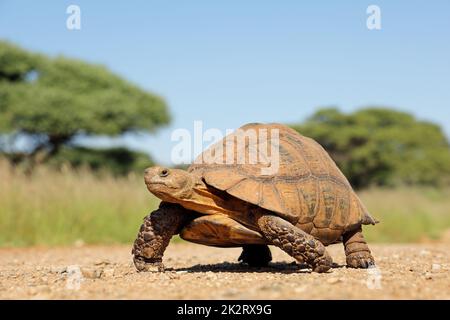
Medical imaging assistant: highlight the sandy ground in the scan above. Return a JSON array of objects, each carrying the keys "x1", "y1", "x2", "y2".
[{"x1": 0, "y1": 243, "x2": 448, "y2": 299}]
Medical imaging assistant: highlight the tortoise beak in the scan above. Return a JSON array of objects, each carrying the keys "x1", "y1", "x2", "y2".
[{"x1": 144, "y1": 167, "x2": 161, "y2": 185}]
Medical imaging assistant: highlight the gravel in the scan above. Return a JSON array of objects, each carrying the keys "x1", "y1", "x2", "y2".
[{"x1": 0, "y1": 243, "x2": 448, "y2": 299}]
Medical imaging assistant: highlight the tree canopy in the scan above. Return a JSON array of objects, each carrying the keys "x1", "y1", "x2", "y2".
[
  {"x1": 291, "y1": 107, "x2": 450, "y2": 188},
  {"x1": 0, "y1": 40, "x2": 170, "y2": 168}
]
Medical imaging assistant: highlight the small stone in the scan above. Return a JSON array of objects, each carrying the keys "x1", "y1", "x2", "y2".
[
  {"x1": 419, "y1": 250, "x2": 430, "y2": 256},
  {"x1": 94, "y1": 259, "x2": 111, "y2": 266},
  {"x1": 28, "y1": 287, "x2": 38, "y2": 295},
  {"x1": 50, "y1": 266, "x2": 67, "y2": 274},
  {"x1": 167, "y1": 273, "x2": 180, "y2": 280},
  {"x1": 102, "y1": 268, "x2": 115, "y2": 278},
  {"x1": 431, "y1": 264, "x2": 441, "y2": 273},
  {"x1": 326, "y1": 277, "x2": 341, "y2": 284},
  {"x1": 431, "y1": 273, "x2": 446, "y2": 279},
  {"x1": 39, "y1": 276, "x2": 49, "y2": 285},
  {"x1": 81, "y1": 267, "x2": 102, "y2": 279},
  {"x1": 424, "y1": 272, "x2": 433, "y2": 280},
  {"x1": 36, "y1": 285, "x2": 51, "y2": 294},
  {"x1": 223, "y1": 289, "x2": 238, "y2": 297},
  {"x1": 294, "y1": 286, "x2": 307, "y2": 293}
]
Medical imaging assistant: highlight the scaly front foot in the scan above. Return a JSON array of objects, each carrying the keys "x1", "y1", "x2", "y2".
[{"x1": 132, "y1": 202, "x2": 189, "y2": 272}]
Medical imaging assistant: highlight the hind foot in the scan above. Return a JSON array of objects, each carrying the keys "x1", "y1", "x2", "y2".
[
  {"x1": 238, "y1": 244, "x2": 272, "y2": 267},
  {"x1": 346, "y1": 251, "x2": 375, "y2": 268},
  {"x1": 343, "y1": 227, "x2": 375, "y2": 269}
]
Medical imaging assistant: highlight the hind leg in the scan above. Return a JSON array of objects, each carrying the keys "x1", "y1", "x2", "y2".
[
  {"x1": 343, "y1": 226, "x2": 375, "y2": 268},
  {"x1": 238, "y1": 244, "x2": 272, "y2": 267}
]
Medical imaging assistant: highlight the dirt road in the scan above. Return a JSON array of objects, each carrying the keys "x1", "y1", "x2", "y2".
[{"x1": 0, "y1": 243, "x2": 448, "y2": 299}]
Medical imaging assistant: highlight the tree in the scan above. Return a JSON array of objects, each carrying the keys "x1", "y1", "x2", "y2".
[
  {"x1": 0, "y1": 41, "x2": 170, "y2": 168},
  {"x1": 291, "y1": 107, "x2": 450, "y2": 188},
  {"x1": 47, "y1": 146, "x2": 154, "y2": 176}
]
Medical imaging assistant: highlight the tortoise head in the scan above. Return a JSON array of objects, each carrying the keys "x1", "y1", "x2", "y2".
[
  {"x1": 144, "y1": 166, "x2": 248, "y2": 216},
  {"x1": 144, "y1": 166, "x2": 198, "y2": 202}
]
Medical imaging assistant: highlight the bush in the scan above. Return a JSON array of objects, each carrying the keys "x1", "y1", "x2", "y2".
[{"x1": 291, "y1": 107, "x2": 450, "y2": 188}]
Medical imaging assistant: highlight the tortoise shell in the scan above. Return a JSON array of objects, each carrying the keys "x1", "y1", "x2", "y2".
[{"x1": 188, "y1": 123, "x2": 377, "y2": 245}]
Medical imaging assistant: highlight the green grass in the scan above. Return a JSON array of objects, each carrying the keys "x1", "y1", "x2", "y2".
[
  {"x1": 360, "y1": 187, "x2": 450, "y2": 243},
  {"x1": 0, "y1": 160, "x2": 449, "y2": 246},
  {"x1": 0, "y1": 160, "x2": 159, "y2": 246}
]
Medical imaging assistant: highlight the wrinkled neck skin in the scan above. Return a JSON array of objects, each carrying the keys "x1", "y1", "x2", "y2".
[{"x1": 158, "y1": 175, "x2": 249, "y2": 219}]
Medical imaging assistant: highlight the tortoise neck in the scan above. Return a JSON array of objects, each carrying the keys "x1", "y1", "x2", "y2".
[{"x1": 173, "y1": 181, "x2": 245, "y2": 217}]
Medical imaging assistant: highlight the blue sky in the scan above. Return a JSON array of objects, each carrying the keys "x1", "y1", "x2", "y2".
[{"x1": 1, "y1": 1, "x2": 449, "y2": 164}]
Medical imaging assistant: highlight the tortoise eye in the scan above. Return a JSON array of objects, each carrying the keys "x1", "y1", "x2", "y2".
[{"x1": 159, "y1": 169, "x2": 169, "y2": 177}]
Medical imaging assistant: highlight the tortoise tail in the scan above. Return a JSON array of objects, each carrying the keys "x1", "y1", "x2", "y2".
[{"x1": 353, "y1": 194, "x2": 379, "y2": 225}]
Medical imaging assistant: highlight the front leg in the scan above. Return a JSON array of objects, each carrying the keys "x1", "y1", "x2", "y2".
[
  {"x1": 256, "y1": 213, "x2": 333, "y2": 273},
  {"x1": 132, "y1": 202, "x2": 190, "y2": 272}
]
